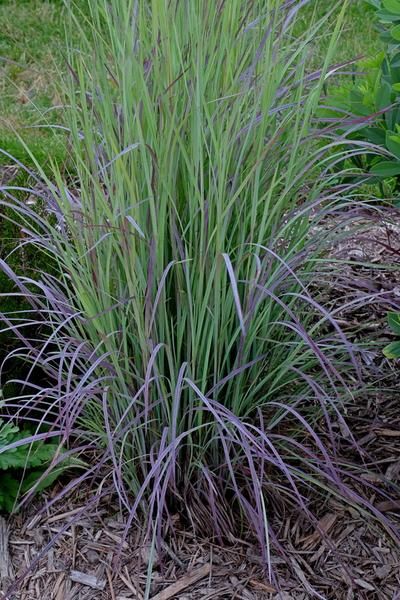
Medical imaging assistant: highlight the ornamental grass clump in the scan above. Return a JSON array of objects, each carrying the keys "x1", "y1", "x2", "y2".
[{"x1": 1, "y1": 0, "x2": 394, "y2": 580}]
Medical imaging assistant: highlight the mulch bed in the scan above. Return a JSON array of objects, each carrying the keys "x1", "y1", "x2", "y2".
[{"x1": 1, "y1": 476, "x2": 399, "y2": 600}]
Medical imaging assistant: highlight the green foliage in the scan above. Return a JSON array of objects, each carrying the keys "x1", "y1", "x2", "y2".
[
  {"x1": 320, "y1": 1, "x2": 400, "y2": 200},
  {"x1": 0, "y1": 419, "x2": 62, "y2": 513},
  {"x1": 383, "y1": 312, "x2": 400, "y2": 358},
  {"x1": 327, "y1": 52, "x2": 400, "y2": 183},
  {"x1": 365, "y1": 0, "x2": 400, "y2": 45}
]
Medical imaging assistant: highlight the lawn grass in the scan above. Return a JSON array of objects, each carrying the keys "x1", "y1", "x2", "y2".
[
  {"x1": 335, "y1": 1, "x2": 382, "y2": 61},
  {"x1": 299, "y1": 1, "x2": 382, "y2": 66},
  {"x1": 0, "y1": 0, "x2": 69, "y2": 167}
]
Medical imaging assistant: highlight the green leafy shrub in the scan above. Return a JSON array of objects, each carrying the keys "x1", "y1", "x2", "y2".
[
  {"x1": 323, "y1": 0, "x2": 400, "y2": 190},
  {"x1": 0, "y1": 418, "x2": 62, "y2": 513},
  {"x1": 366, "y1": 0, "x2": 400, "y2": 44},
  {"x1": 335, "y1": 0, "x2": 400, "y2": 362},
  {"x1": 327, "y1": 54, "x2": 400, "y2": 182}
]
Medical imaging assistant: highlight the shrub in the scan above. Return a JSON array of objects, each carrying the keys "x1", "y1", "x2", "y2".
[
  {"x1": 0, "y1": 0, "x2": 396, "y2": 579},
  {"x1": 323, "y1": 0, "x2": 400, "y2": 191}
]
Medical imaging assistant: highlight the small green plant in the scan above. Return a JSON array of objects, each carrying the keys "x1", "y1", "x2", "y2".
[
  {"x1": 324, "y1": 0, "x2": 400, "y2": 192},
  {"x1": 327, "y1": 52, "x2": 400, "y2": 180},
  {"x1": 0, "y1": 418, "x2": 62, "y2": 513},
  {"x1": 384, "y1": 312, "x2": 400, "y2": 358}
]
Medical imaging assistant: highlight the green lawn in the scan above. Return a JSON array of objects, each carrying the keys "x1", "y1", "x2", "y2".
[
  {"x1": 0, "y1": 0, "x2": 69, "y2": 166},
  {"x1": 299, "y1": 1, "x2": 382, "y2": 65}
]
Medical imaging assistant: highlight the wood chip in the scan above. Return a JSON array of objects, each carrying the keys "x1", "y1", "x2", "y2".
[
  {"x1": 376, "y1": 428, "x2": 400, "y2": 437},
  {"x1": 70, "y1": 570, "x2": 106, "y2": 590},
  {"x1": 103, "y1": 529, "x2": 129, "y2": 550},
  {"x1": 53, "y1": 574, "x2": 66, "y2": 600},
  {"x1": 0, "y1": 517, "x2": 14, "y2": 580},
  {"x1": 46, "y1": 507, "x2": 85, "y2": 525},
  {"x1": 150, "y1": 563, "x2": 212, "y2": 600},
  {"x1": 376, "y1": 500, "x2": 400, "y2": 512},
  {"x1": 107, "y1": 569, "x2": 117, "y2": 600},
  {"x1": 375, "y1": 564, "x2": 393, "y2": 580},
  {"x1": 301, "y1": 513, "x2": 338, "y2": 548},
  {"x1": 119, "y1": 570, "x2": 141, "y2": 597},
  {"x1": 249, "y1": 579, "x2": 277, "y2": 593},
  {"x1": 354, "y1": 578, "x2": 375, "y2": 591}
]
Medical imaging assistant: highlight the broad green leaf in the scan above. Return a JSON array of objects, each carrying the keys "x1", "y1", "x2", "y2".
[
  {"x1": 377, "y1": 10, "x2": 400, "y2": 21},
  {"x1": 383, "y1": 0, "x2": 400, "y2": 14},
  {"x1": 388, "y1": 312, "x2": 400, "y2": 333},
  {"x1": 386, "y1": 131, "x2": 400, "y2": 158},
  {"x1": 383, "y1": 340, "x2": 400, "y2": 358},
  {"x1": 0, "y1": 420, "x2": 19, "y2": 446},
  {"x1": 370, "y1": 160, "x2": 400, "y2": 176},
  {"x1": 22, "y1": 467, "x2": 64, "y2": 495},
  {"x1": 376, "y1": 79, "x2": 392, "y2": 110},
  {"x1": 364, "y1": 127, "x2": 386, "y2": 145},
  {"x1": 391, "y1": 23, "x2": 400, "y2": 39},
  {"x1": 391, "y1": 56, "x2": 400, "y2": 69},
  {"x1": 0, "y1": 441, "x2": 60, "y2": 471}
]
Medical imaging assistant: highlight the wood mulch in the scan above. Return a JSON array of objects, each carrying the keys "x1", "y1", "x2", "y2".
[
  {"x1": 0, "y1": 475, "x2": 399, "y2": 600},
  {"x1": 0, "y1": 488, "x2": 274, "y2": 600}
]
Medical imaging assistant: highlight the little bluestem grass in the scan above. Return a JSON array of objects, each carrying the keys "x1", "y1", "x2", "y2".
[{"x1": 0, "y1": 0, "x2": 398, "y2": 588}]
